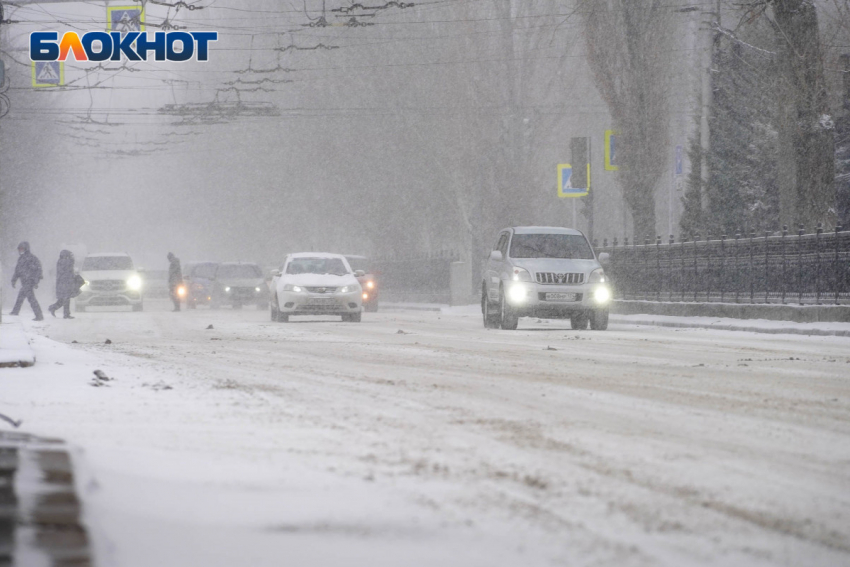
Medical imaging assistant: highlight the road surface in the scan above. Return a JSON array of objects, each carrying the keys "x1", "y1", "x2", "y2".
[{"x1": 2, "y1": 303, "x2": 849, "y2": 567}]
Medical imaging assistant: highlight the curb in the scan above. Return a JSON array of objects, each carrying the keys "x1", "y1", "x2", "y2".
[
  {"x1": 611, "y1": 317, "x2": 850, "y2": 337},
  {"x1": 0, "y1": 320, "x2": 36, "y2": 368}
]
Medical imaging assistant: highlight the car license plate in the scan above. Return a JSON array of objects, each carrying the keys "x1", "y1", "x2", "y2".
[
  {"x1": 307, "y1": 297, "x2": 335, "y2": 305},
  {"x1": 545, "y1": 292, "x2": 577, "y2": 302}
]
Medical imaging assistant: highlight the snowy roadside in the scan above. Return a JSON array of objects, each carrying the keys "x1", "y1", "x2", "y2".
[
  {"x1": 0, "y1": 317, "x2": 36, "y2": 368},
  {"x1": 385, "y1": 303, "x2": 850, "y2": 337}
]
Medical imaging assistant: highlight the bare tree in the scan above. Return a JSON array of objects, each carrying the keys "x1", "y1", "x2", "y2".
[{"x1": 584, "y1": 0, "x2": 673, "y2": 240}]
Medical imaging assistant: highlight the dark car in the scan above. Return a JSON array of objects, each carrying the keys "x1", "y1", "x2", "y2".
[
  {"x1": 345, "y1": 255, "x2": 378, "y2": 312},
  {"x1": 183, "y1": 261, "x2": 219, "y2": 309},
  {"x1": 213, "y1": 262, "x2": 268, "y2": 309}
]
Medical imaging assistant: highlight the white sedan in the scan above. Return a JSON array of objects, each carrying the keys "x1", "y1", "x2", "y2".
[{"x1": 269, "y1": 253, "x2": 364, "y2": 322}]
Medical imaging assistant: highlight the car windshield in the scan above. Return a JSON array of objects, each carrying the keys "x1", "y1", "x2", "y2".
[
  {"x1": 191, "y1": 263, "x2": 218, "y2": 279},
  {"x1": 217, "y1": 264, "x2": 262, "y2": 279},
  {"x1": 82, "y1": 256, "x2": 134, "y2": 271},
  {"x1": 509, "y1": 234, "x2": 594, "y2": 259},
  {"x1": 346, "y1": 257, "x2": 369, "y2": 272},
  {"x1": 286, "y1": 258, "x2": 349, "y2": 276}
]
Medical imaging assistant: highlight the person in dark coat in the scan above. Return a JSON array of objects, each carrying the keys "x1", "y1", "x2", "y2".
[
  {"x1": 48, "y1": 250, "x2": 76, "y2": 319},
  {"x1": 10, "y1": 241, "x2": 44, "y2": 321},
  {"x1": 167, "y1": 252, "x2": 183, "y2": 312}
]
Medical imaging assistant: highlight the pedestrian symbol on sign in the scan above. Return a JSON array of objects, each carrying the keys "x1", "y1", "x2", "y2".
[
  {"x1": 558, "y1": 164, "x2": 587, "y2": 198},
  {"x1": 108, "y1": 6, "x2": 145, "y2": 34},
  {"x1": 31, "y1": 61, "x2": 63, "y2": 88}
]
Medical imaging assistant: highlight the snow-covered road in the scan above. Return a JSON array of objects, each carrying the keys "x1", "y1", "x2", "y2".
[{"x1": 2, "y1": 303, "x2": 849, "y2": 567}]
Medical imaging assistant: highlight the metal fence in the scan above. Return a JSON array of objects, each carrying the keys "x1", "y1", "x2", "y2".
[{"x1": 594, "y1": 225, "x2": 850, "y2": 305}]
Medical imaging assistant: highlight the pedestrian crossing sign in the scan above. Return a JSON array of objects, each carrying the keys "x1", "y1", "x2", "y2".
[
  {"x1": 31, "y1": 61, "x2": 63, "y2": 88},
  {"x1": 108, "y1": 6, "x2": 145, "y2": 33},
  {"x1": 558, "y1": 163, "x2": 588, "y2": 198}
]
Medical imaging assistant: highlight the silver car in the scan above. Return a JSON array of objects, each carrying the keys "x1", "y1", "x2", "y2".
[
  {"x1": 481, "y1": 227, "x2": 611, "y2": 330},
  {"x1": 269, "y1": 253, "x2": 363, "y2": 323}
]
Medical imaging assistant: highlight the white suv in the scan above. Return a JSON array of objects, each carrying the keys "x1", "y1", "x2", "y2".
[
  {"x1": 76, "y1": 253, "x2": 144, "y2": 312},
  {"x1": 481, "y1": 227, "x2": 611, "y2": 330}
]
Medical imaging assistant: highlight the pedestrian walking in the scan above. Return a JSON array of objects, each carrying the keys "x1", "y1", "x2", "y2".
[
  {"x1": 48, "y1": 250, "x2": 77, "y2": 319},
  {"x1": 167, "y1": 252, "x2": 183, "y2": 312},
  {"x1": 10, "y1": 241, "x2": 44, "y2": 321}
]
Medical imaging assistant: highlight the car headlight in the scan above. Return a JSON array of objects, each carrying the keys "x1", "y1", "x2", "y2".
[
  {"x1": 177, "y1": 285, "x2": 187, "y2": 298},
  {"x1": 225, "y1": 286, "x2": 231, "y2": 293},
  {"x1": 362, "y1": 292, "x2": 369, "y2": 300},
  {"x1": 339, "y1": 285, "x2": 358, "y2": 293},
  {"x1": 255, "y1": 287, "x2": 261, "y2": 292},
  {"x1": 511, "y1": 267, "x2": 532, "y2": 282},
  {"x1": 588, "y1": 268, "x2": 606, "y2": 284},
  {"x1": 594, "y1": 286, "x2": 611, "y2": 304},
  {"x1": 81, "y1": 280, "x2": 89, "y2": 291},
  {"x1": 508, "y1": 283, "x2": 529, "y2": 304},
  {"x1": 283, "y1": 284, "x2": 303, "y2": 292},
  {"x1": 366, "y1": 281, "x2": 375, "y2": 289},
  {"x1": 127, "y1": 274, "x2": 142, "y2": 291}
]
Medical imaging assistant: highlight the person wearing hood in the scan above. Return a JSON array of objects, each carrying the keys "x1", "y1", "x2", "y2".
[
  {"x1": 48, "y1": 250, "x2": 76, "y2": 319},
  {"x1": 167, "y1": 252, "x2": 183, "y2": 312},
  {"x1": 10, "y1": 241, "x2": 44, "y2": 321}
]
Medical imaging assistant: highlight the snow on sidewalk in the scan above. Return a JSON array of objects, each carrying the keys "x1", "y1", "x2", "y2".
[
  {"x1": 0, "y1": 317, "x2": 36, "y2": 367},
  {"x1": 386, "y1": 302, "x2": 850, "y2": 336}
]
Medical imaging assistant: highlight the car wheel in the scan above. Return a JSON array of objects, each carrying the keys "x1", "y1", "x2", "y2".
[
  {"x1": 482, "y1": 285, "x2": 499, "y2": 329},
  {"x1": 499, "y1": 287, "x2": 518, "y2": 330},
  {"x1": 343, "y1": 312, "x2": 362, "y2": 323},
  {"x1": 570, "y1": 312, "x2": 589, "y2": 330},
  {"x1": 590, "y1": 308, "x2": 609, "y2": 330}
]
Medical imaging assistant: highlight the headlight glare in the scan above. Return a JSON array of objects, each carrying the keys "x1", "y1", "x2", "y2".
[
  {"x1": 225, "y1": 286, "x2": 231, "y2": 293},
  {"x1": 594, "y1": 286, "x2": 611, "y2": 304},
  {"x1": 127, "y1": 274, "x2": 142, "y2": 291},
  {"x1": 255, "y1": 287, "x2": 261, "y2": 292},
  {"x1": 508, "y1": 284, "x2": 528, "y2": 304},
  {"x1": 366, "y1": 281, "x2": 375, "y2": 289}
]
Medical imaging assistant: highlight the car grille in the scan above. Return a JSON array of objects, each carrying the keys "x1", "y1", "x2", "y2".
[
  {"x1": 535, "y1": 272, "x2": 584, "y2": 285},
  {"x1": 305, "y1": 287, "x2": 337, "y2": 293},
  {"x1": 90, "y1": 280, "x2": 126, "y2": 292}
]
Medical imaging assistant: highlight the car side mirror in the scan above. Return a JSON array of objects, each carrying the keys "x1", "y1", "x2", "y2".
[
  {"x1": 271, "y1": 269, "x2": 281, "y2": 277},
  {"x1": 598, "y1": 252, "x2": 610, "y2": 266},
  {"x1": 489, "y1": 250, "x2": 503, "y2": 261},
  {"x1": 354, "y1": 270, "x2": 366, "y2": 277}
]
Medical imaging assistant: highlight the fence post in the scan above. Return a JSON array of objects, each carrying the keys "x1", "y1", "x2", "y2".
[
  {"x1": 781, "y1": 225, "x2": 788, "y2": 304},
  {"x1": 693, "y1": 233, "x2": 700, "y2": 302},
  {"x1": 764, "y1": 230, "x2": 770, "y2": 303},
  {"x1": 748, "y1": 230, "x2": 755, "y2": 303},
  {"x1": 798, "y1": 224, "x2": 805, "y2": 305},
  {"x1": 669, "y1": 235, "x2": 675, "y2": 301},
  {"x1": 655, "y1": 236, "x2": 661, "y2": 301},
  {"x1": 612, "y1": 237, "x2": 618, "y2": 299},
  {"x1": 816, "y1": 222, "x2": 823, "y2": 304},
  {"x1": 836, "y1": 225, "x2": 843, "y2": 305},
  {"x1": 734, "y1": 233, "x2": 741, "y2": 303},
  {"x1": 681, "y1": 236, "x2": 687, "y2": 302},
  {"x1": 720, "y1": 235, "x2": 726, "y2": 302},
  {"x1": 623, "y1": 237, "x2": 629, "y2": 300}
]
